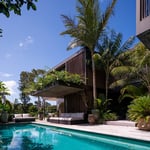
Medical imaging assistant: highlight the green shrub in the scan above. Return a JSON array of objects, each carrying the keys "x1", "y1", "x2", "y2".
[
  {"x1": 127, "y1": 95, "x2": 150, "y2": 121},
  {"x1": 103, "y1": 112, "x2": 118, "y2": 121},
  {"x1": 35, "y1": 70, "x2": 84, "y2": 90}
]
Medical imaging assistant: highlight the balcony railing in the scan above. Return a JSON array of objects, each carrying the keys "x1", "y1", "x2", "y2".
[{"x1": 140, "y1": 0, "x2": 150, "y2": 20}]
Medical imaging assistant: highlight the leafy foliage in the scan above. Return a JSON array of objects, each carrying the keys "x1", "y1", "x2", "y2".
[
  {"x1": 0, "y1": 99, "x2": 12, "y2": 113},
  {"x1": 0, "y1": 0, "x2": 38, "y2": 36},
  {"x1": 61, "y1": 0, "x2": 117, "y2": 103},
  {"x1": 129, "y1": 43, "x2": 150, "y2": 92},
  {"x1": 0, "y1": 81, "x2": 10, "y2": 96},
  {"x1": 94, "y1": 30, "x2": 135, "y2": 100},
  {"x1": 94, "y1": 94, "x2": 118, "y2": 122},
  {"x1": 19, "y1": 69, "x2": 45, "y2": 113},
  {"x1": 109, "y1": 42, "x2": 150, "y2": 103},
  {"x1": 35, "y1": 70, "x2": 84, "y2": 91},
  {"x1": 0, "y1": 0, "x2": 37, "y2": 17},
  {"x1": 118, "y1": 85, "x2": 146, "y2": 102},
  {"x1": 128, "y1": 96, "x2": 150, "y2": 121}
]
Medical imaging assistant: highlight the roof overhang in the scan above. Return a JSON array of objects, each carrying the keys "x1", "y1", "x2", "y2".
[{"x1": 32, "y1": 83, "x2": 84, "y2": 98}]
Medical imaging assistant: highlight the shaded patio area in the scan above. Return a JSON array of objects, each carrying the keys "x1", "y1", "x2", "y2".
[{"x1": 33, "y1": 82, "x2": 84, "y2": 98}]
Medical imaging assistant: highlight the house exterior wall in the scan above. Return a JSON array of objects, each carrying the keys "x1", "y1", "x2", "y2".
[
  {"x1": 86, "y1": 67, "x2": 105, "y2": 89},
  {"x1": 61, "y1": 49, "x2": 105, "y2": 113},
  {"x1": 66, "y1": 49, "x2": 86, "y2": 81},
  {"x1": 136, "y1": 0, "x2": 150, "y2": 49},
  {"x1": 64, "y1": 93, "x2": 86, "y2": 113}
]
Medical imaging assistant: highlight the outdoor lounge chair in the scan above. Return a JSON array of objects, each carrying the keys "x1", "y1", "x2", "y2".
[
  {"x1": 47, "y1": 112, "x2": 85, "y2": 124},
  {"x1": 13, "y1": 113, "x2": 35, "y2": 122}
]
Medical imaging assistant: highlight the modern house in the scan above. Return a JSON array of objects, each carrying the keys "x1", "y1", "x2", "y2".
[
  {"x1": 136, "y1": 0, "x2": 150, "y2": 49},
  {"x1": 33, "y1": 48, "x2": 105, "y2": 115}
]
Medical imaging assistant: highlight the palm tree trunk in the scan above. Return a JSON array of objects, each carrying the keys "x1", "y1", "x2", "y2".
[
  {"x1": 105, "y1": 61, "x2": 110, "y2": 101},
  {"x1": 91, "y1": 51, "x2": 97, "y2": 108},
  {"x1": 105, "y1": 73, "x2": 109, "y2": 101}
]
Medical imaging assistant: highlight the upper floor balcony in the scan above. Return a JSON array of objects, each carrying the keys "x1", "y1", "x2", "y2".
[{"x1": 136, "y1": 0, "x2": 150, "y2": 49}]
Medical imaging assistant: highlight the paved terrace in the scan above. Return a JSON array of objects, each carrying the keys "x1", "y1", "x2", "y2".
[{"x1": 34, "y1": 120, "x2": 150, "y2": 142}]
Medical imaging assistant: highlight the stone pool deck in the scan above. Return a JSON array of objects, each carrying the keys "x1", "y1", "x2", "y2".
[{"x1": 34, "y1": 120, "x2": 150, "y2": 142}]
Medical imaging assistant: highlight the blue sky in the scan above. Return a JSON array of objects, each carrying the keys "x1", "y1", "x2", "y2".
[{"x1": 0, "y1": 0, "x2": 137, "y2": 103}]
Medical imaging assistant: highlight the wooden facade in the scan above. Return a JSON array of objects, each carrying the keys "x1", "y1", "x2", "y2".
[
  {"x1": 53, "y1": 49, "x2": 106, "y2": 113},
  {"x1": 34, "y1": 48, "x2": 106, "y2": 114}
]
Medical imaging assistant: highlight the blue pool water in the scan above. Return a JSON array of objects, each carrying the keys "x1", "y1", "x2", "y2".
[{"x1": 0, "y1": 123, "x2": 150, "y2": 150}]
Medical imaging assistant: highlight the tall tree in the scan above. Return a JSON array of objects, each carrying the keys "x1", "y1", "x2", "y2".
[
  {"x1": 19, "y1": 72, "x2": 31, "y2": 112},
  {"x1": 0, "y1": 0, "x2": 37, "y2": 17},
  {"x1": 95, "y1": 30, "x2": 135, "y2": 100},
  {"x1": 129, "y1": 43, "x2": 150, "y2": 93},
  {"x1": 19, "y1": 69, "x2": 45, "y2": 112},
  {"x1": 0, "y1": 0, "x2": 37, "y2": 36},
  {"x1": 61, "y1": 0, "x2": 117, "y2": 107},
  {"x1": 111, "y1": 42, "x2": 150, "y2": 98}
]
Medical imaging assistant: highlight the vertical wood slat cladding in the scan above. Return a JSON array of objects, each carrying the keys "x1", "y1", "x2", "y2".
[
  {"x1": 66, "y1": 51, "x2": 85, "y2": 78},
  {"x1": 86, "y1": 67, "x2": 105, "y2": 89},
  {"x1": 64, "y1": 93, "x2": 86, "y2": 113}
]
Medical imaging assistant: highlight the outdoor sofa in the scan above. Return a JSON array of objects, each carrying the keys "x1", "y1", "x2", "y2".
[
  {"x1": 13, "y1": 113, "x2": 35, "y2": 122},
  {"x1": 47, "y1": 112, "x2": 85, "y2": 125}
]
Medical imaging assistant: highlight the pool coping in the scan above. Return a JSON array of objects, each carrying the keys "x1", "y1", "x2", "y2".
[
  {"x1": 33, "y1": 120, "x2": 150, "y2": 142},
  {"x1": 1, "y1": 120, "x2": 150, "y2": 142}
]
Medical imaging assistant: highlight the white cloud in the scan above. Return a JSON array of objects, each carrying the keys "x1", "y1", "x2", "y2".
[
  {"x1": 19, "y1": 35, "x2": 34, "y2": 48},
  {"x1": 26, "y1": 36, "x2": 33, "y2": 43},
  {"x1": 19, "y1": 42, "x2": 24, "y2": 47},
  {"x1": 0, "y1": 72, "x2": 13, "y2": 78},
  {"x1": 3, "y1": 80, "x2": 17, "y2": 95},
  {"x1": 3, "y1": 80, "x2": 19, "y2": 102},
  {"x1": 5, "y1": 53, "x2": 12, "y2": 59}
]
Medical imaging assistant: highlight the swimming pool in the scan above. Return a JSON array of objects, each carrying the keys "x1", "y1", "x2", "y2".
[{"x1": 0, "y1": 123, "x2": 150, "y2": 150}]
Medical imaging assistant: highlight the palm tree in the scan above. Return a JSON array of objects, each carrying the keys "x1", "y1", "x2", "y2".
[
  {"x1": 0, "y1": 81, "x2": 10, "y2": 103},
  {"x1": 129, "y1": 43, "x2": 150, "y2": 93},
  {"x1": 111, "y1": 42, "x2": 150, "y2": 99},
  {"x1": 61, "y1": 0, "x2": 117, "y2": 108},
  {"x1": 0, "y1": 81, "x2": 12, "y2": 123},
  {"x1": 94, "y1": 30, "x2": 135, "y2": 101}
]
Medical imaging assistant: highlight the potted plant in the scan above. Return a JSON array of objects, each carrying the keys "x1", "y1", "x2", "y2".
[
  {"x1": 89, "y1": 93, "x2": 117, "y2": 124},
  {"x1": 128, "y1": 95, "x2": 150, "y2": 131}
]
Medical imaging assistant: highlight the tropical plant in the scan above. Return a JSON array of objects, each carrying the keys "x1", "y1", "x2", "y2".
[
  {"x1": 0, "y1": 81, "x2": 12, "y2": 122},
  {"x1": 0, "y1": 99, "x2": 12, "y2": 113},
  {"x1": 61, "y1": 0, "x2": 117, "y2": 108},
  {"x1": 94, "y1": 94, "x2": 117, "y2": 123},
  {"x1": 128, "y1": 95, "x2": 150, "y2": 122},
  {"x1": 111, "y1": 42, "x2": 150, "y2": 97},
  {"x1": 0, "y1": 81, "x2": 10, "y2": 110},
  {"x1": 118, "y1": 84, "x2": 146, "y2": 102},
  {"x1": 132, "y1": 43, "x2": 150, "y2": 93},
  {"x1": 35, "y1": 70, "x2": 84, "y2": 91},
  {"x1": 94, "y1": 30, "x2": 135, "y2": 101},
  {"x1": 0, "y1": 81, "x2": 10, "y2": 96}
]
